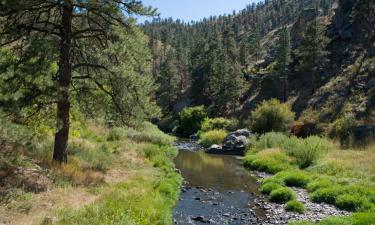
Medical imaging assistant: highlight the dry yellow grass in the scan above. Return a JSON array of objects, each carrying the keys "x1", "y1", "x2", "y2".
[{"x1": 324, "y1": 145, "x2": 375, "y2": 182}]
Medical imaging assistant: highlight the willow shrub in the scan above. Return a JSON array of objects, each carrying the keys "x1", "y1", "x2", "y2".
[{"x1": 250, "y1": 99, "x2": 295, "y2": 134}]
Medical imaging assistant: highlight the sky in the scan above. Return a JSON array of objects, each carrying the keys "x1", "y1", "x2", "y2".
[{"x1": 138, "y1": 0, "x2": 261, "y2": 23}]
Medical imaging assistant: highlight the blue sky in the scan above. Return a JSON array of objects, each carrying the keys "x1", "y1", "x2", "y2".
[{"x1": 138, "y1": 0, "x2": 261, "y2": 23}]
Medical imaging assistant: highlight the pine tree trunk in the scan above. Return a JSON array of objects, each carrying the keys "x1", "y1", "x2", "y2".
[{"x1": 53, "y1": 4, "x2": 73, "y2": 163}]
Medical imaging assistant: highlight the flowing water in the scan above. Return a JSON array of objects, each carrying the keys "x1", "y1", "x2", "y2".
[{"x1": 173, "y1": 141, "x2": 265, "y2": 225}]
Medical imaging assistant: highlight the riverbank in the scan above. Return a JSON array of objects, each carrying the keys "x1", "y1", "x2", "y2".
[
  {"x1": 0, "y1": 122, "x2": 181, "y2": 225},
  {"x1": 244, "y1": 132, "x2": 375, "y2": 224}
]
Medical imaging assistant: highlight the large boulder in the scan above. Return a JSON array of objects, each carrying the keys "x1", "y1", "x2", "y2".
[{"x1": 206, "y1": 129, "x2": 251, "y2": 155}]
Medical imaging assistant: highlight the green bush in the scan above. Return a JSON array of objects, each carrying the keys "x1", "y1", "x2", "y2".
[
  {"x1": 248, "y1": 132, "x2": 290, "y2": 153},
  {"x1": 200, "y1": 117, "x2": 238, "y2": 132},
  {"x1": 250, "y1": 99, "x2": 295, "y2": 134},
  {"x1": 107, "y1": 127, "x2": 126, "y2": 141},
  {"x1": 310, "y1": 186, "x2": 343, "y2": 204},
  {"x1": 199, "y1": 129, "x2": 228, "y2": 147},
  {"x1": 244, "y1": 149, "x2": 293, "y2": 174},
  {"x1": 336, "y1": 194, "x2": 371, "y2": 212},
  {"x1": 261, "y1": 182, "x2": 283, "y2": 195},
  {"x1": 329, "y1": 113, "x2": 357, "y2": 148},
  {"x1": 71, "y1": 142, "x2": 113, "y2": 171},
  {"x1": 283, "y1": 171, "x2": 311, "y2": 188},
  {"x1": 270, "y1": 187, "x2": 296, "y2": 203},
  {"x1": 126, "y1": 122, "x2": 175, "y2": 145},
  {"x1": 175, "y1": 106, "x2": 207, "y2": 137},
  {"x1": 306, "y1": 178, "x2": 333, "y2": 192},
  {"x1": 287, "y1": 136, "x2": 331, "y2": 169},
  {"x1": 285, "y1": 200, "x2": 305, "y2": 213}
]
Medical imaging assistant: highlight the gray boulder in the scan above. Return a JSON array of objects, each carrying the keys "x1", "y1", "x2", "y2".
[
  {"x1": 206, "y1": 144, "x2": 223, "y2": 154},
  {"x1": 211, "y1": 129, "x2": 251, "y2": 155}
]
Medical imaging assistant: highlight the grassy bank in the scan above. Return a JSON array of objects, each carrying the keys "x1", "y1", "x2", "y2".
[
  {"x1": 0, "y1": 121, "x2": 181, "y2": 225},
  {"x1": 244, "y1": 132, "x2": 375, "y2": 224}
]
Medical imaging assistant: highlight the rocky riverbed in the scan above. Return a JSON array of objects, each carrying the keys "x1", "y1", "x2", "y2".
[
  {"x1": 174, "y1": 185, "x2": 264, "y2": 225},
  {"x1": 253, "y1": 172, "x2": 351, "y2": 225}
]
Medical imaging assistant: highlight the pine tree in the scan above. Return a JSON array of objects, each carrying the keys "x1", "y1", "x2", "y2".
[
  {"x1": 296, "y1": 19, "x2": 329, "y2": 93},
  {"x1": 274, "y1": 26, "x2": 292, "y2": 101},
  {"x1": 0, "y1": 0, "x2": 156, "y2": 163},
  {"x1": 156, "y1": 50, "x2": 180, "y2": 113}
]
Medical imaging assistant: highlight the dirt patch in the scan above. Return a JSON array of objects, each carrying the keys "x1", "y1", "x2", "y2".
[{"x1": 0, "y1": 187, "x2": 98, "y2": 225}]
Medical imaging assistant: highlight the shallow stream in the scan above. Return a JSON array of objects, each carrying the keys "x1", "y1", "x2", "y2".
[{"x1": 173, "y1": 141, "x2": 266, "y2": 224}]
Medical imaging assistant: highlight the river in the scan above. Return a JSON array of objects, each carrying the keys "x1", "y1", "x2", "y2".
[{"x1": 173, "y1": 141, "x2": 266, "y2": 225}]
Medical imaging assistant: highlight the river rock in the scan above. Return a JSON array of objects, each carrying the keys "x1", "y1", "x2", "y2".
[
  {"x1": 222, "y1": 129, "x2": 251, "y2": 155},
  {"x1": 206, "y1": 144, "x2": 222, "y2": 153}
]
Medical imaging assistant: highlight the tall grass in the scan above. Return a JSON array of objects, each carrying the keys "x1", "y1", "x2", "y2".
[{"x1": 199, "y1": 129, "x2": 228, "y2": 147}]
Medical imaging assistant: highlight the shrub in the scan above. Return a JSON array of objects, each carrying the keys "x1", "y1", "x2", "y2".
[
  {"x1": 107, "y1": 127, "x2": 126, "y2": 141},
  {"x1": 336, "y1": 194, "x2": 371, "y2": 212},
  {"x1": 250, "y1": 99, "x2": 295, "y2": 134},
  {"x1": 175, "y1": 106, "x2": 207, "y2": 137},
  {"x1": 270, "y1": 187, "x2": 296, "y2": 203},
  {"x1": 283, "y1": 171, "x2": 311, "y2": 188},
  {"x1": 285, "y1": 200, "x2": 305, "y2": 213},
  {"x1": 244, "y1": 148, "x2": 293, "y2": 174},
  {"x1": 248, "y1": 132, "x2": 290, "y2": 153},
  {"x1": 126, "y1": 122, "x2": 175, "y2": 145},
  {"x1": 306, "y1": 178, "x2": 333, "y2": 192},
  {"x1": 330, "y1": 113, "x2": 357, "y2": 148},
  {"x1": 261, "y1": 182, "x2": 283, "y2": 195},
  {"x1": 289, "y1": 136, "x2": 332, "y2": 169},
  {"x1": 200, "y1": 117, "x2": 238, "y2": 132},
  {"x1": 199, "y1": 129, "x2": 228, "y2": 147},
  {"x1": 310, "y1": 186, "x2": 343, "y2": 204}
]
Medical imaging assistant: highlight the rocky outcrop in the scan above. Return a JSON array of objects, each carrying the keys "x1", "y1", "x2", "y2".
[{"x1": 206, "y1": 129, "x2": 251, "y2": 155}]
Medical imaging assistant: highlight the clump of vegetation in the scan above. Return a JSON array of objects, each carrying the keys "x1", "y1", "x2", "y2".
[
  {"x1": 247, "y1": 133, "x2": 331, "y2": 169},
  {"x1": 199, "y1": 129, "x2": 228, "y2": 147},
  {"x1": 283, "y1": 171, "x2": 311, "y2": 188},
  {"x1": 289, "y1": 136, "x2": 332, "y2": 169},
  {"x1": 288, "y1": 212, "x2": 375, "y2": 225},
  {"x1": 200, "y1": 117, "x2": 238, "y2": 132},
  {"x1": 244, "y1": 148, "x2": 293, "y2": 174},
  {"x1": 285, "y1": 200, "x2": 305, "y2": 213},
  {"x1": 310, "y1": 186, "x2": 343, "y2": 204},
  {"x1": 248, "y1": 132, "x2": 290, "y2": 154},
  {"x1": 260, "y1": 182, "x2": 283, "y2": 195},
  {"x1": 107, "y1": 127, "x2": 127, "y2": 141},
  {"x1": 175, "y1": 106, "x2": 207, "y2": 137},
  {"x1": 250, "y1": 99, "x2": 295, "y2": 134},
  {"x1": 329, "y1": 113, "x2": 357, "y2": 148},
  {"x1": 126, "y1": 122, "x2": 176, "y2": 146},
  {"x1": 269, "y1": 187, "x2": 296, "y2": 203},
  {"x1": 335, "y1": 194, "x2": 371, "y2": 212}
]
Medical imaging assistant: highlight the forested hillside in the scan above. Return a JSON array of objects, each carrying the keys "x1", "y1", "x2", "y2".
[{"x1": 143, "y1": 0, "x2": 374, "y2": 132}]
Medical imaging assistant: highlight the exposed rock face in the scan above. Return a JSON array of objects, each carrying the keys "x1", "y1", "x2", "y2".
[{"x1": 206, "y1": 129, "x2": 251, "y2": 155}]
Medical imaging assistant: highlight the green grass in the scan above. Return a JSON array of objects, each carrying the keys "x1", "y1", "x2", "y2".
[
  {"x1": 244, "y1": 132, "x2": 375, "y2": 223},
  {"x1": 244, "y1": 148, "x2": 294, "y2": 174},
  {"x1": 288, "y1": 212, "x2": 375, "y2": 225},
  {"x1": 270, "y1": 187, "x2": 296, "y2": 203},
  {"x1": 260, "y1": 182, "x2": 283, "y2": 195},
  {"x1": 199, "y1": 129, "x2": 228, "y2": 147},
  {"x1": 285, "y1": 200, "x2": 305, "y2": 213},
  {"x1": 126, "y1": 122, "x2": 176, "y2": 146},
  {"x1": 57, "y1": 144, "x2": 182, "y2": 225}
]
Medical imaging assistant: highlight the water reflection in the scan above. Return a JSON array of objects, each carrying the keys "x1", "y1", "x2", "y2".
[{"x1": 174, "y1": 150, "x2": 260, "y2": 193}]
